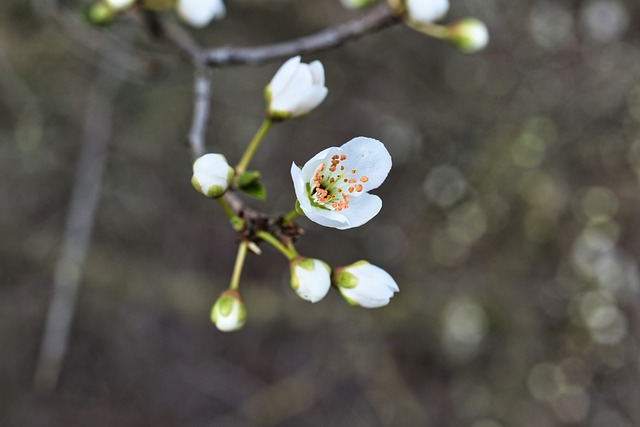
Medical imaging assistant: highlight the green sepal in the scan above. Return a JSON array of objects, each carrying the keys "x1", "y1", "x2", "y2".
[
  {"x1": 295, "y1": 200, "x2": 305, "y2": 216},
  {"x1": 335, "y1": 271, "x2": 359, "y2": 289},
  {"x1": 84, "y1": 3, "x2": 115, "y2": 26}
]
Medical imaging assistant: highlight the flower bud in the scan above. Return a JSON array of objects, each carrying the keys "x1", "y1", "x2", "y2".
[
  {"x1": 266, "y1": 56, "x2": 328, "y2": 120},
  {"x1": 211, "y1": 289, "x2": 247, "y2": 332},
  {"x1": 104, "y1": 0, "x2": 136, "y2": 11},
  {"x1": 447, "y1": 18, "x2": 489, "y2": 53},
  {"x1": 405, "y1": 0, "x2": 449, "y2": 24},
  {"x1": 177, "y1": 0, "x2": 226, "y2": 28},
  {"x1": 334, "y1": 261, "x2": 399, "y2": 308},
  {"x1": 87, "y1": 3, "x2": 115, "y2": 24},
  {"x1": 191, "y1": 153, "x2": 233, "y2": 198},
  {"x1": 340, "y1": 0, "x2": 376, "y2": 10},
  {"x1": 290, "y1": 257, "x2": 332, "y2": 303}
]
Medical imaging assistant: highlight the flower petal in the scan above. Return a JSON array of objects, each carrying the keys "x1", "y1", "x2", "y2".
[
  {"x1": 336, "y1": 193, "x2": 382, "y2": 230},
  {"x1": 270, "y1": 56, "x2": 301, "y2": 97},
  {"x1": 338, "y1": 137, "x2": 392, "y2": 193},
  {"x1": 308, "y1": 60, "x2": 325, "y2": 86}
]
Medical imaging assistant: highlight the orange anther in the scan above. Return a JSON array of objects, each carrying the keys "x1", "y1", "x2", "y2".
[
  {"x1": 355, "y1": 184, "x2": 363, "y2": 192},
  {"x1": 348, "y1": 178, "x2": 356, "y2": 183},
  {"x1": 360, "y1": 176, "x2": 369, "y2": 182},
  {"x1": 348, "y1": 187, "x2": 354, "y2": 193},
  {"x1": 340, "y1": 154, "x2": 347, "y2": 160}
]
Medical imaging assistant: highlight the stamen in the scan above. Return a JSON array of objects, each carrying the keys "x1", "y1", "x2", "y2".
[
  {"x1": 340, "y1": 154, "x2": 347, "y2": 161},
  {"x1": 360, "y1": 176, "x2": 369, "y2": 182},
  {"x1": 355, "y1": 184, "x2": 363, "y2": 192},
  {"x1": 348, "y1": 178, "x2": 357, "y2": 183},
  {"x1": 351, "y1": 169, "x2": 356, "y2": 174},
  {"x1": 348, "y1": 187, "x2": 354, "y2": 193}
]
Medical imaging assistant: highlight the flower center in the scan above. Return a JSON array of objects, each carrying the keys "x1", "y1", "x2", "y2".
[{"x1": 309, "y1": 154, "x2": 369, "y2": 212}]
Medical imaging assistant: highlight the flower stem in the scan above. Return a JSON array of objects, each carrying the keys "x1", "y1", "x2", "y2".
[
  {"x1": 282, "y1": 209, "x2": 299, "y2": 224},
  {"x1": 229, "y1": 241, "x2": 249, "y2": 290},
  {"x1": 217, "y1": 197, "x2": 244, "y2": 231},
  {"x1": 236, "y1": 118, "x2": 273, "y2": 176},
  {"x1": 256, "y1": 231, "x2": 297, "y2": 261},
  {"x1": 407, "y1": 21, "x2": 452, "y2": 40}
]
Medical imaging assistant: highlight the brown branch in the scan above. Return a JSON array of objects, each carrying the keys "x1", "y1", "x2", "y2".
[
  {"x1": 33, "y1": 68, "x2": 124, "y2": 394},
  {"x1": 201, "y1": 3, "x2": 399, "y2": 67}
]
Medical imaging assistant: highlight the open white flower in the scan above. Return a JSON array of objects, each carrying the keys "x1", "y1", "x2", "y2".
[
  {"x1": 177, "y1": 0, "x2": 226, "y2": 28},
  {"x1": 406, "y1": 0, "x2": 450, "y2": 23},
  {"x1": 211, "y1": 290, "x2": 247, "y2": 332},
  {"x1": 266, "y1": 56, "x2": 328, "y2": 120},
  {"x1": 334, "y1": 261, "x2": 399, "y2": 308},
  {"x1": 104, "y1": 0, "x2": 135, "y2": 11},
  {"x1": 448, "y1": 18, "x2": 489, "y2": 53},
  {"x1": 191, "y1": 153, "x2": 234, "y2": 198},
  {"x1": 290, "y1": 258, "x2": 332, "y2": 303},
  {"x1": 291, "y1": 137, "x2": 392, "y2": 230}
]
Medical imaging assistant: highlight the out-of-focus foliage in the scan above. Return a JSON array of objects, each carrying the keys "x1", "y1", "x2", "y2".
[{"x1": 2, "y1": 0, "x2": 640, "y2": 426}]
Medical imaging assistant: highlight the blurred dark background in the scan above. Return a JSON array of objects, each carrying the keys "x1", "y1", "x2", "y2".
[{"x1": 2, "y1": 0, "x2": 640, "y2": 426}]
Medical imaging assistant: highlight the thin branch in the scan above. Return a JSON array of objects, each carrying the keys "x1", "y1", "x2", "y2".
[
  {"x1": 33, "y1": 68, "x2": 123, "y2": 395},
  {"x1": 188, "y1": 70, "x2": 213, "y2": 159},
  {"x1": 202, "y1": 3, "x2": 399, "y2": 67}
]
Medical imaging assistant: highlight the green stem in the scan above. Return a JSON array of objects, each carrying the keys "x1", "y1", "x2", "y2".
[
  {"x1": 236, "y1": 118, "x2": 273, "y2": 176},
  {"x1": 256, "y1": 231, "x2": 297, "y2": 261},
  {"x1": 282, "y1": 209, "x2": 299, "y2": 224},
  {"x1": 407, "y1": 21, "x2": 451, "y2": 40},
  {"x1": 229, "y1": 241, "x2": 249, "y2": 290},
  {"x1": 217, "y1": 198, "x2": 244, "y2": 231}
]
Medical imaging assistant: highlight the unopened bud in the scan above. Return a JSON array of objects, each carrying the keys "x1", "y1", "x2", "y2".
[
  {"x1": 290, "y1": 257, "x2": 331, "y2": 303},
  {"x1": 334, "y1": 261, "x2": 399, "y2": 308},
  {"x1": 211, "y1": 289, "x2": 247, "y2": 332},
  {"x1": 340, "y1": 0, "x2": 376, "y2": 10},
  {"x1": 191, "y1": 153, "x2": 234, "y2": 198},
  {"x1": 447, "y1": 18, "x2": 489, "y2": 53}
]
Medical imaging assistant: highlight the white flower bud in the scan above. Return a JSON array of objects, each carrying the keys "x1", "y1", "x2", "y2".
[
  {"x1": 211, "y1": 290, "x2": 247, "y2": 332},
  {"x1": 290, "y1": 258, "x2": 332, "y2": 303},
  {"x1": 340, "y1": 0, "x2": 376, "y2": 10},
  {"x1": 334, "y1": 261, "x2": 399, "y2": 308},
  {"x1": 177, "y1": 0, "x2": 226, "y2": 28},
  {"x1": 448, "y1": 18, "x2": 489, "y2": 53},
  {"x1": 104, "y1": 0, "x2": 135, "y2": 11},
  {"x1": 406, "y1": 0, "x2": 450, "y2": 23},
  {"x1": 266, "y1": 56, "x2": 328, "y2": 120},
  {"x1": 191, "y1": 153, "x2": 234, "y2": 198}
]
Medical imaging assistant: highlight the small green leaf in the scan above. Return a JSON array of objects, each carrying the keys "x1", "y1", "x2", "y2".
[
  {"x1": 240, "y1": 180, "x2": 267, "y2": 200},
  {"x1": 238, "y1": 171, "x2": 262, "y2": 188}
]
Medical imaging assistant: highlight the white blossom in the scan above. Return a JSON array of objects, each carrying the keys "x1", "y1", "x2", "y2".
[
  {"x1": 406, "y1": 0, "x2": 450, "y2": 23},
  {"x1": 335, "y1": 261, "x2": 399, "y2": 308},
  {"x1": 290, "y1": 258, "x2": 332, "y2": 303},
  {"x1": 266, "y1": 56, "x2": 328, "y2": 120},
  {"x1": 449, "y1": 18, "x2": 489, "y2": 53},
  {"x1": 104, "y1": 0, "x2": 135, "y2": 11},
  {"x1": 177, "y1": 0, "x2": 226, "y2": 28},
  {"x1": 211, "y1": 290, "x2": 247, "y2": 332},
  {"x1": 191, "y1": 153, "x2": 234, "y2": 198},
  {"x1": 291, "y1": 137, "x2": 392, "y2": 230}
]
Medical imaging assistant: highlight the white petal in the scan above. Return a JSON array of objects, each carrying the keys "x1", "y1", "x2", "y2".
[
  {"x1": 293, "y1": 260, "x2": 331, "y2": 303},
  {"x1": 269, "y1": 66, "x2": 315, "y2": 114},
  {"x1": 177, "y1": 0, "x2": 226, "y2": 28},
  {"x1": 105, "y1": 0, "x2": 135, "y2": 10},
  {"x1": 352, "y1": 264, "x2": 399, "y2": 292},
  {"x1": 308, "y1": 61, "x2": 325, "y2": 86},
  {"x1": 193, "y1": 153, "x2": 231, "y2": 195},
  {"x1": 407, "y1": 0, "x2": 449, "y2": 23},
  {"x1": 289, "y1": 86, "x2": 328, "y2": 117},
  {"x1": 270, "y1": 56, "x2": 301, "y2": 98},
  {"x1": 338, "y1": 137, "x2": 392, "y2": 194},
  {"x1": 299, "y1": 147, "x2": 339, "y2": 182},
  {"x1": 337, "y1": 193, "x2": 382, "y2": 230}
]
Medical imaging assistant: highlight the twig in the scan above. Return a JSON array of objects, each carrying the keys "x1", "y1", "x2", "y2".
[
  {"x1": 202, "y1": 3, "x2": 398, "y2": 67},
  {"x1": 33, "y1": 68, "x2": 123, "y2": 394},
  {"x1": 188, "y1": 70, "x2": 213, "y2": 159}
]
